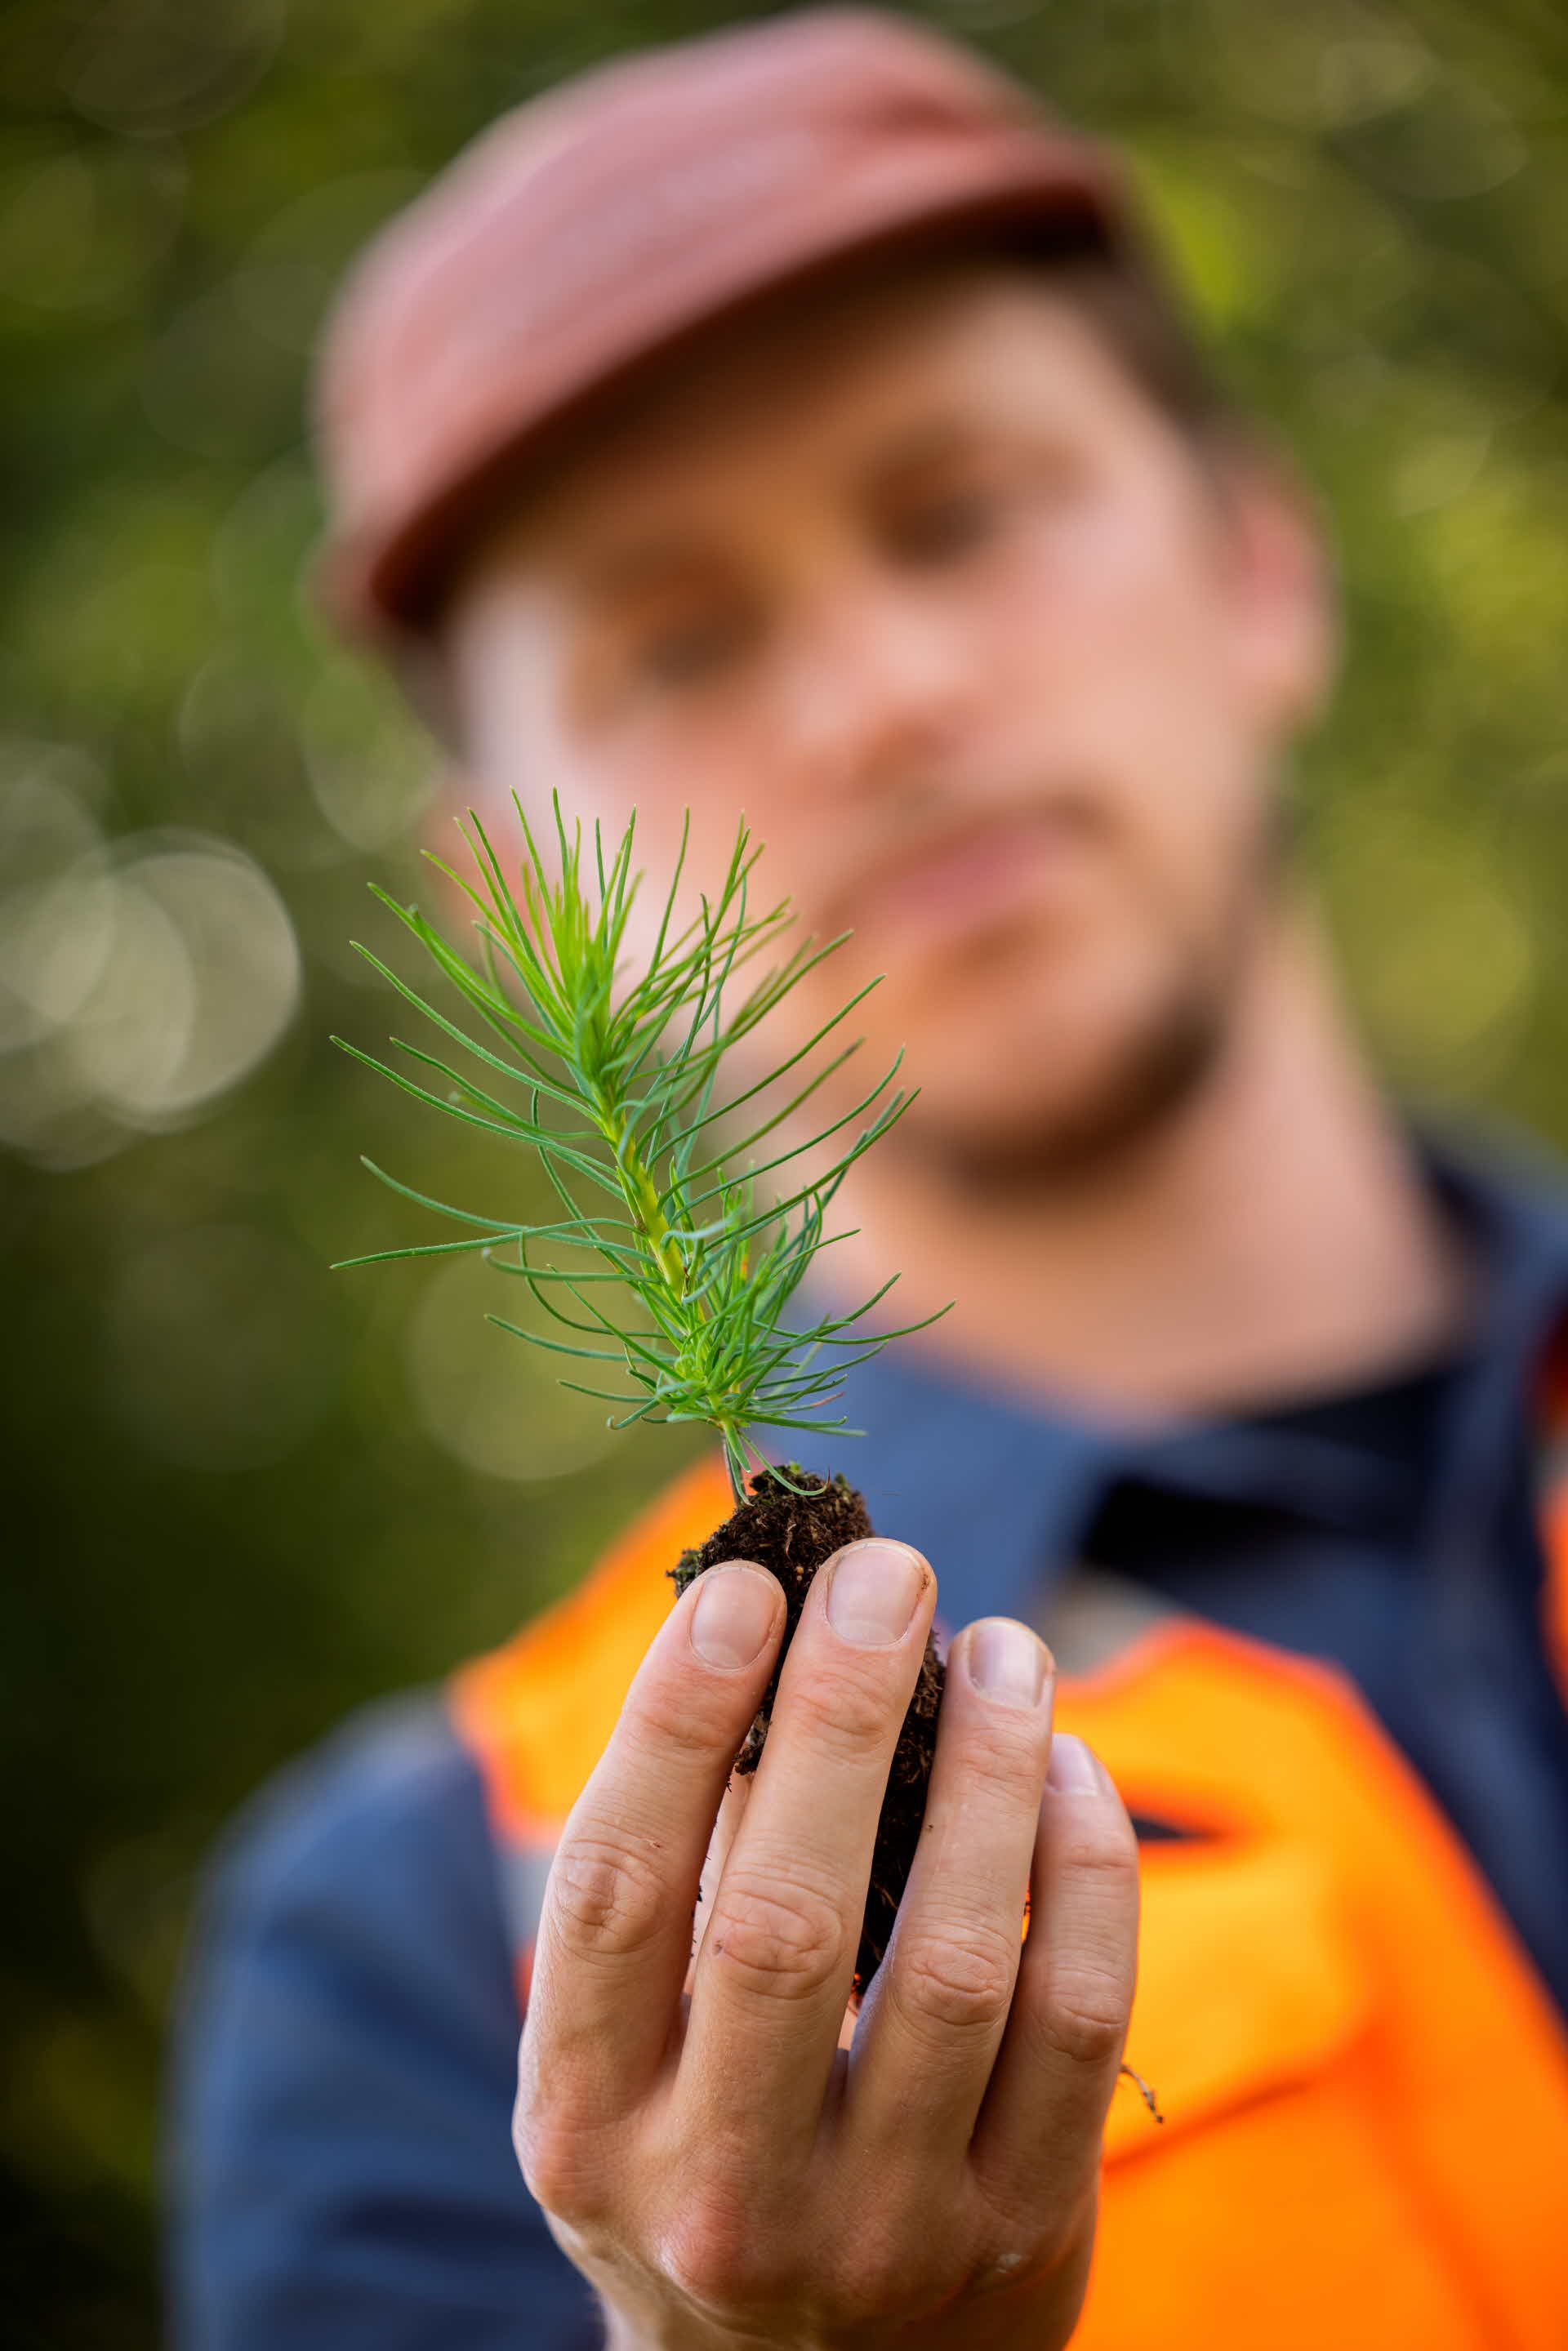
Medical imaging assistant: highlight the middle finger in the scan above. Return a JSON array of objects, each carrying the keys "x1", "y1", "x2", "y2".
[{"x1": 681, "y1": 1536, "x2": 936, "y2": 2166}]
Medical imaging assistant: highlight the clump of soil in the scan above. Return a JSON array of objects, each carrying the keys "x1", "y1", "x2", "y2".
[{"x1": 670, "y1": 1463, "x2": 944, "y2": 1992}]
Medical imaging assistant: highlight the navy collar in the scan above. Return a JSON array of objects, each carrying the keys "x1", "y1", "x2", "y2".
[{"x1": 760, "y1": 1131, "x2": 1568, "y2": 1638}]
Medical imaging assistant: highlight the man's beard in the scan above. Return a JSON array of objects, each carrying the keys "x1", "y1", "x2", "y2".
[
  {"x1": 913, "y1": 790, "x2": 1294, "y2": 1194},
  {"x1": 923, "y1": 969, "x2": 1232, "y2": 1192}
]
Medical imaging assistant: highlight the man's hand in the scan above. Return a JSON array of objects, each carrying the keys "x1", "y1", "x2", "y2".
[{"x1": 514, "y1": 1538, "x2": 1139, "y2": 2351}]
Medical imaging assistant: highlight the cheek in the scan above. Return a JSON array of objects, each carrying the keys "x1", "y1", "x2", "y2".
[
  {"x1": 484, "y1": 692, "x2": 759, "y2": 945},
  {"x1": 991, "y1": 475, "x2": 1236, "y2": 724},
  {"x1": 1006, "y1": 496, "x2": 1265, "y2": 874},
  {"x1": 454, "y1": 603, "x2": 821, "y2": 1007},
  {"x1": 573, "y1": 772, "x2": 811, "y2": 1002},
  {"x1": 577, "y1": 766, "x2": 832, "y2": 995}
]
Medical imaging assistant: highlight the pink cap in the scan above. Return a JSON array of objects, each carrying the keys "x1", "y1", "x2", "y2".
[{"x1": 313, "y1": 7, "x2": 1138, "y2": 645}]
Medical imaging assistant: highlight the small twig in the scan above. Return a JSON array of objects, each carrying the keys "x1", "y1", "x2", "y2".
[{"x1": 1118, "y1": 2061, "x2": 1164, "y2": 2124}]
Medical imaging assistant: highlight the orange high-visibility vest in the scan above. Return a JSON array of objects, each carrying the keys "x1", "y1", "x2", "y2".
[{"x1": 450, "y1": 1441, "x2": 1568, "y2": 2349}]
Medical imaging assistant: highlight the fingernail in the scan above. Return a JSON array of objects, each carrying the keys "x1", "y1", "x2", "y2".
[
  {"x1": 1047, "y1": 1734, "x2": 1105, "y2": 1794},
  {"x1": 691, "y1": 1564, "x2": 778, "y2": 1669},
  {"x1": 826, "y1": 1538, "x2": 926, "y2": 1648},
  {"x1": 966, "y1": 1619, "x2": 1050, "y2": 1710}
]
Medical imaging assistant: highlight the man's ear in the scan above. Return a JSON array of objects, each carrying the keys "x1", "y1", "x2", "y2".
[{"x1": 1216, "y1": 436, "x2": 1340, "y2": 737}]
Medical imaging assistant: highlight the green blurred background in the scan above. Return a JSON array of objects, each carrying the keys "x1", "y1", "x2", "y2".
[{"x1": 2, "y1": 1, "x2": 1566, "y2": 2341}]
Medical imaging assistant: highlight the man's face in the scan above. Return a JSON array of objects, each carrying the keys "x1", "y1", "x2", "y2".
[{"x1": 440, "y1": 254, "x2": 1332, "y2": 1179}]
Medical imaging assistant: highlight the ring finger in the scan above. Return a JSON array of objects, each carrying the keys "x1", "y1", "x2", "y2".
[{"x1": 844, "y1": 1617, "x2": 1054, "y2": 2166}]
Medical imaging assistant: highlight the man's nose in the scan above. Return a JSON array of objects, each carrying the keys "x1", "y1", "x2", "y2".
[{"x1": 774, "y1": 571, "x2": 981, "y2": 803}]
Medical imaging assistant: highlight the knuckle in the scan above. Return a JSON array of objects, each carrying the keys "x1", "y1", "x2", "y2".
[
  {"x1": 845, "y1": 2237, "x2": 947, "y2": 2327},
  {"x1": 1059, "y1": 1826, "x2": 1140, "y2": 1887},
  {"x1": 897, "y1": 1922, "x2": 1017, "y2": 2035},
  {"x1": 705, "y1": 1867, "x2": 846, "y2": 2003},
  {"x1": 955, "y1": 1714, "x2": 1049, "y2": 1802},
  {"x1": 660, "y1": 2202, "x2": 787, "y2": 2314},
  {"x1": 835, "y1": 2250, "x2": 907, "y2": 2327},
  {"x1": 548, "y1": 1831, "x2": 666, "y2": 1963},
  {"x1": 624, "y1": 1676, "x2": 730, "y2": 1765},
  {"x1": 512, "y1": 2102, "x2": 607, "y2": 2224},
  {"x1": 1039, "y1": 1964, "x2": 1133, "y2": 2068},
  {"x1": 967, "y1": 2231, "x2": 1076, "y2": 2304},
  {"x1": 786, "y1": 1661, "x2": 895, "y2": 1760},
  {"x1": 833, "y1": 2195, "x2": 960, "y2": 2324}
]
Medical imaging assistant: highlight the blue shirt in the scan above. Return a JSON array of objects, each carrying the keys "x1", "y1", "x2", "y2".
[{"x1": 167, "y1": 1137, "x2": 1568, "y2": 2348}]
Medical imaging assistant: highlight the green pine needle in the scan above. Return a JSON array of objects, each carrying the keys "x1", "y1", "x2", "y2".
[{"x1": 332, "y1": 793, "x2": 949, "y2": 1503}]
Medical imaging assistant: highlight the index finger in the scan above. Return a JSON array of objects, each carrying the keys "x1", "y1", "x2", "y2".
[{"x1": 525, "y1": 1561, "x2": 785, "y2": 2113}]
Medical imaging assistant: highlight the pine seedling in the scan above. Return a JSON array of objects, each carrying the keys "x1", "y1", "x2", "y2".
[
  {"x1": 333, "y1": 793, "x2": 948, "y2": 1987},
  {"x1": 332, "y1": 792, "x2": 947, "y2": 1498}
]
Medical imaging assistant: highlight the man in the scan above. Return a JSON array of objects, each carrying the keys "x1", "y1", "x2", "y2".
[{"x1": 171, "y1": 11, "x2": 1568, "y2": 2348}]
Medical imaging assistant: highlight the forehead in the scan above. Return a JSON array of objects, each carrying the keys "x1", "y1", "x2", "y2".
[{"x1": 463, "y1": 252, "x2": 1141, "y2": 567}]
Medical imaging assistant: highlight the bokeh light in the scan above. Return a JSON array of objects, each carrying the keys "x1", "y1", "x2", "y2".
[{"x1": 0, "y1": 790, "x2": 301, "y2": 1165}]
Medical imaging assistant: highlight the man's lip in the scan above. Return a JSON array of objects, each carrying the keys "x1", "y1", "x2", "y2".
[{"x1": 826, "y1": 805, "x2": 1094, "y2": 942}]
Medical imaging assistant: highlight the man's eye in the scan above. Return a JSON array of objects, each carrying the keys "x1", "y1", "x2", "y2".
[
  {"x1": 634, "y1": 613, "x2": 753, "y2": 686},
  {"x1": 889, "y1": 488, "x2": 1004, "y2": 565}
]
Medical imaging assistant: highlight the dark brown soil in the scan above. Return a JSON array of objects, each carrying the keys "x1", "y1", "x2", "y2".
[{"x1": 670, "y1": 1463, "x2": 944, "y2": 1993}]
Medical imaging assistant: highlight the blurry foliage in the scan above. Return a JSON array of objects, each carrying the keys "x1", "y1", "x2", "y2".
[{"x1": 1, "y1": 0, "x2": 1566, "y2": 2340}]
